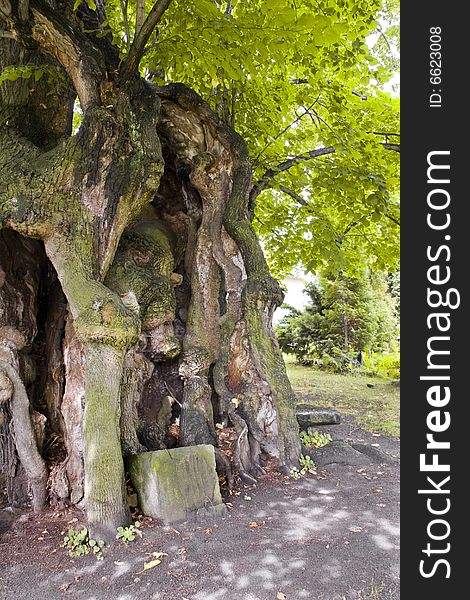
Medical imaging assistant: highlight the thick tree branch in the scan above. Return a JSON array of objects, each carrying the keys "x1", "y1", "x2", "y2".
[
  {"x1": 278, "y1": 185, "x2": 307, "y2": 206},
  {"x1": 2, "y1": 0, "x2": 106, "y2": 109},
  {"x1": 119, "y1": 0, "x2": 130, "y2": 49},
  {"x1": 135, "y1": 0, "x2": 146, "y2": 37},
  {"x1": 250, "y1": 146, "x2": 335, "y2": 205},
  {"x1": 119, "y1": 0, "x2": 173, "y2": 82},
  {"x1": 250, "y1": 137, "x2": 399, "y2": 207},
  {"x1": 382, "y1": 143, "x2": 400, "y2": 152}
]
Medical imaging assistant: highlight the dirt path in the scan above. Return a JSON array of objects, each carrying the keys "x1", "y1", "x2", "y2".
[{"x1": 0, "y1": 419, "x2": 399, "y2": 600}]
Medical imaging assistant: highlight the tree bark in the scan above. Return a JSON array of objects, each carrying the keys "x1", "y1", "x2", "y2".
[
  {"x1": 1, "y1": 13, "x2": 165, "y2": 536},
  {"x1": 0, "y1": 334, "x2": 47, "y2": 512},
  {"x1": 156, "y1": 85, "x2": 301, "y2": 476},
  {"x1": 82, "y1": 343, "x2": 130, "y2": 539},
  {"x1": 1, "y1": 8, "x2": 302, "y2": 534}
]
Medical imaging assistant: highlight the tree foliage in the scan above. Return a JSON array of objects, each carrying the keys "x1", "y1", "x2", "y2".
[{"x1": 104, "y1": 0, "x2": 400, "y2": 277}]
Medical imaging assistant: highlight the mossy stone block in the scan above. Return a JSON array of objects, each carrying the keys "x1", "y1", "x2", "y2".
[
  {"x1": 127, "y1": 445, "x2": 226, "y2": 524},
  {"x1": 296, "y1": 406, "x2": 341, "y2": 427}
]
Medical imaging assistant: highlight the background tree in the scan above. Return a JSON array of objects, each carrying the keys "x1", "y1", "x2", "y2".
[
  {"x1": 0, "y1": 0, "x2": 399, "y2": 538},
  {"x1": 276, "y1": 269, "x2": 398, "y2": 368}
]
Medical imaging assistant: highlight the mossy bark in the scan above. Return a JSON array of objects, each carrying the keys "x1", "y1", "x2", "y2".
[
  {"x1": 82, "y1": 343, "x2": 130, "y2": 539},
  {"x1": 1, "y1": 9, "x2": 302, "y2": 531},
  {"x1": 1, "y1": 20, "x2": 164, "y2": 531},
  {"x1": 157, "y1": 85, "x2": 301, "y2": 477}
]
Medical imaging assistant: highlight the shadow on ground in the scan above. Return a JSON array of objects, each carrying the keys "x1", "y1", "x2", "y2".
[{"x1": 0, "y1": 418, "x2": 399, "y2": 600}]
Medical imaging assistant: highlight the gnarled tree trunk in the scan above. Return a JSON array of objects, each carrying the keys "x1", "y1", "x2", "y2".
[{"x1": 0, "y1": 3, "x2": 300, "y2": 537}]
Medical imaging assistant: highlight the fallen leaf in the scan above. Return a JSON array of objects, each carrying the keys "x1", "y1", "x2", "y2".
[
  {"x1": 249, "y1": 521, "x2": 259, "y2": 528},
  {"x1": 143, "y1": 559, "x2": 161, "y2": 570},
  {"x1": 204, "y1": 528, "x2": 213, "y2": 534},
  {"x1": 348, "y1": 526, "x2": 363, "y2": 533}
]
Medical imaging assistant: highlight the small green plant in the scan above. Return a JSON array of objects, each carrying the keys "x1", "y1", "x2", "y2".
[
  {"x1": 116, "y1": 521, "x2": 142, "y2": 544},
  {"x1": 290, "y1": 454, "x2": 316, "y2": 479},
  {"x1": 61, "y1": 527, "x2": 105, "y2": 560},
  {"x1": 300, "y1": 430, "x2": 333, "y2": 448}
]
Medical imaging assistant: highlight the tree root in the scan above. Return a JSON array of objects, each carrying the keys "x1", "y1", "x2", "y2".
[{"x1": 0, "y1": 360, "x2": 48, "y2": 512}]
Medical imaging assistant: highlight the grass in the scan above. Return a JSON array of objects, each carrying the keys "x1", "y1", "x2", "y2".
[{"x1": 284, "y1": 355, "x2": 400, "y2": 437}]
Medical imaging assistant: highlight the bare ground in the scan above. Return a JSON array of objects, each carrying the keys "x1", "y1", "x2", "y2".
[{"x1": 0, "y1": 416, "x2": 399, "y2": 600}]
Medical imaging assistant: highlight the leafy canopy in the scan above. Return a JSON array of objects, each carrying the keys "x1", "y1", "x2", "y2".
[{"x1": 97, "y1": 0, "x2": 400, "y2": 275}]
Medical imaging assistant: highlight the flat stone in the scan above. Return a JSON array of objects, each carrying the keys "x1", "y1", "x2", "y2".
[
  {"x1": 352, "y1": 443, "x2": 399, "y2": 465},
  {"x1": 127, "y1": 445, "x2": 226, "y2": 525},
  {"x1": 296, "y1": 405, "x2": 341, "y2": 427},
  {"x1": 309, "y1": 441, "x2": 371, "y2": 467}
]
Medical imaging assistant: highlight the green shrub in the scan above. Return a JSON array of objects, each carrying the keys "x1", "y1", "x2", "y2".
[{"x1": 371, "y1": 351, "x2": 400, "y2": 379}]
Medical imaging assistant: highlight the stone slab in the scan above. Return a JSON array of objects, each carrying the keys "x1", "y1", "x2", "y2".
[
  {"x1": 296, "y1": 405, "x2": 341, "y2": 427},
  {"x1": 127, "y1": 445, "x2": 226, "y2": 525},
  {"x1": 309, "y1": 440, "x2": 371, "y2": 467}
]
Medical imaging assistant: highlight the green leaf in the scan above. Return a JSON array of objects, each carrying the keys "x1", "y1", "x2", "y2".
[{"x1": 73, "y1": 0, "x2": 96, "y2": 11}]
